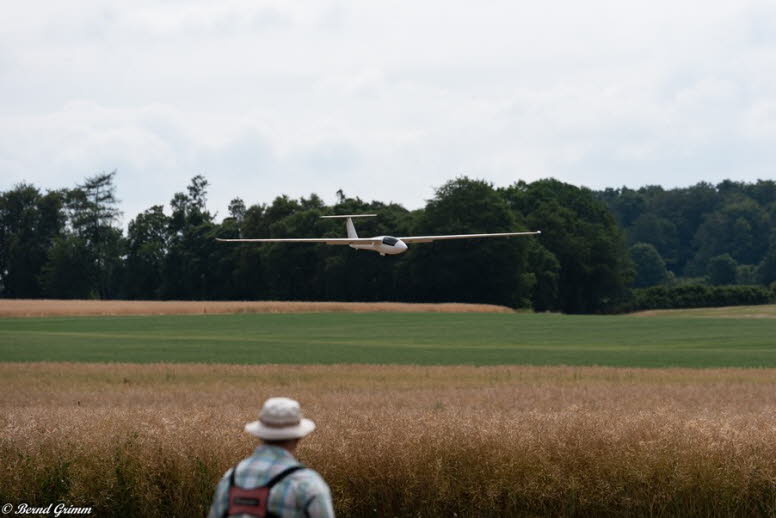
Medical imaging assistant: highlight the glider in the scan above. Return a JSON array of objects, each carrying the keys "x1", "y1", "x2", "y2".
[{"x1": 216, "y1": 214, "x2": 541, "y2": 256}]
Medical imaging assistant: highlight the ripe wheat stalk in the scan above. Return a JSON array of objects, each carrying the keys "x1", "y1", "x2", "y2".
[
  {"x1": 1, "y1": 363, "x2": 775, "y2": 517},
  {"x1": 0, "y1": 299, "x2": 514, "y2": 318}
]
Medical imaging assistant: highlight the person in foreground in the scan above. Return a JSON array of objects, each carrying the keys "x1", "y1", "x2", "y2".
[{"x1": 207, "y1": 397, "x2": 335, "y2": 518}]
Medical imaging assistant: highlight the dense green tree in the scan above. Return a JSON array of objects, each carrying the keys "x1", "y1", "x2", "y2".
[
  {"x1": 629, "y1": 243, "x2": 668, "y2": 288},
  {"x1": 600, "y1": 180, "x2": 776, "y2": 286},
  {"x1": 241, "y1": 204, "x2": 268, "y2": 239},
  {"x1": 264, "y1": 195, "x2": 301, "y2": 231},
  {"x1": 664, "y1": 182, "x2": 723, "y2": 271},
  {"x1": 40, "y1": 235, "x2": 96, "y2": 298},
  {"x1": 523, "y1": 242, "x2": 560, "y2": 312},
  {"x1": 707, "y1": 254, "x2": 738, "y2": 285},
  {"x1": 125, "y1": 205, "x2": 169, "y2": 299},
  {"x1": 602, "y1": 182, "x2": 723, "y2": 274},
  {"x1": 599, "y1": 187, "x2": 646, "y2": 227},
  {"x1": 60, "y1": 171, "x2": 125, "y2": 298},
  {"x1": 408, "y1": 177, "x2": 532, "y2": 307},
  {"x1": 224, "y1": 203, "x2": 270, "y2": 299},
  {"x1": 261, "y1": 208, "x2": 326, "y2": 300},
  {"x1": 744, "y1": 180, "x2": 776, "y2": 206},
  {"x1": 0, "y1": 185, "x2": 64, "y2": 297},
  {"x1": 688, "y1": 199, "x2": 769, "y2": 275},
  {"x1": 67, "y1": 172, "x2": 122, "y2": 234},
  {"x1": 736, "y1": 264, "x2": 758, "y2": 285},
  {"x1": 504, "y1": 179, "x2": 633, "y2": 313},
  {"x1": 758, "y1": 243, "x2": 776, "y2": 285},
  {"x1": 2, "y1": 174, "x2": 124, "y2": 299},
  {"x1": 320, "y1": 198, "x2": 412, "y2": 303},
  {"x1": 162, "y1": 176, "x2": 217, "y2": 299},
  {"x1": 187, "y1": 175, "x2": 209, "y2": 211},
  {"x1": 227, "y1": 198, "x2": 247, "y2": 227},
  {"x1": 628, "y1": 213, "x2": 679, "y2": 269}
]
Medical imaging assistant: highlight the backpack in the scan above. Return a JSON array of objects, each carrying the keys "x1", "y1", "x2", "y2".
[{"x1": 223, "y1": 464, "x2": 306, "y2": 518}]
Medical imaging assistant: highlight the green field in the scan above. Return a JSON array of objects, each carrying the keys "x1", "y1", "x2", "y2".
[{"x1": 1, "y1": 312, "x2": 775, "y2": 367}]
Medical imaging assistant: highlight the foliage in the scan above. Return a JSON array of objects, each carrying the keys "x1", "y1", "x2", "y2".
[
  {"x1": 5, "y1": 174, "x2": 776, "y2": 313},
  {"x1": 502, "y1": 179, "x2": 633, "y2": 313},
  {"x1": 707, "y1": 253, "x2": 738, "y2": 285},
  {"x1": 66, "y1": 171, "x2": 125, "y2": 298},
  {"x1": 629, "y1": 242, "x2": 668, "y2": 288},
  {"x1": 758, "y1": 242, "x2": 776, "y2": 285},
  {"x1": 406, "y1": 178, "x2": 532, "y2": 307},
  {"x1": 599, "y1": 180, "x2": 776, "y2": 278},
  {"x1": 0, "y1": 173, "x2": 125, "y2": 300},
  {"x1": 125, "y1": 206, "x2": 169, "y2": 299},
  {"x1": 39, "y1": 235, "x2": 97, "y2": 298},
  {"x1": 736, "y1": 264, "x2": 758, "y2": 285},
  {"x1": 628, "y1": 284, "x2": 773, "y2": 312},
  {"x1": 0, "y1": 185, "x2": 64, "y2": 297}
]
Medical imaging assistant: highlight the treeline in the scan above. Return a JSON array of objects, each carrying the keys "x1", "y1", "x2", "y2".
[
  {"x1": 2, "y1": 173, "x2": 776, "y2": 313},
  {"x1": 598, "y1": 180, "x2": 776, "y2": 288},
  {"x1": 0, "y1": 173, "x2": 632, "y2": 313}
]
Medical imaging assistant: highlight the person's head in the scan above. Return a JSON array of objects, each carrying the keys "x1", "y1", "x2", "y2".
[
  {"x1": 261, "y1": 437, "x2": 301, "y2": 453},
  {"x1": 244, "y1": 397, "x2": 316, "y2": 450}
]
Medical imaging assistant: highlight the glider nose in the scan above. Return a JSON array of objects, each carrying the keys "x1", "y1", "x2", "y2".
[{"x1": 397, "y1": 240, "x2": 408, "y2": 252}]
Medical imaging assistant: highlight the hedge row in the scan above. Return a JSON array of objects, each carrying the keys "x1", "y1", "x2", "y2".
[{"x1": 627, "y1": 284, "x2": 775, "y2": 311}]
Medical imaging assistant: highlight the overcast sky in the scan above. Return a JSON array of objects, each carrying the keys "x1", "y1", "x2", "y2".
[{"x1": 2, "y1": 1, "x2": 776, "y2": 223}]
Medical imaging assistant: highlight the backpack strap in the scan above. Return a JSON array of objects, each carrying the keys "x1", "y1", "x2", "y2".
[
  {"x1": 222, "y1": 468, "x2": 237, "y2": 518},
  {"x1": 260, "y1": 466, "x2": 306, "y2": 518},
  {"x1": 265, "y1": 465, "x2": 306, "y2": 489},
  {"x1": 226, "y1": 464, "x2": 305, "y2": 490}
]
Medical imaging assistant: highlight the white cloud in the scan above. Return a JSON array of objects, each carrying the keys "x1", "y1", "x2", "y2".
[{"x1": 2, "y1": 0, "x2": 776, "y2": 223}]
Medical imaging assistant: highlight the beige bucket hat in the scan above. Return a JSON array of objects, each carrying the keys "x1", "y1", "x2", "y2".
[{"x1": 244, "y1": 397, "x2": 316, "y2": 440}]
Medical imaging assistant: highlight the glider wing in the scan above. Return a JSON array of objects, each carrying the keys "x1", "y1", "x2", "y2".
[
  {"x1": 215, "y1": 237, "x2": 383, "y2": 245},
  {"x1": 399, "y1": 230, "x2": 541, "y2": 243}
]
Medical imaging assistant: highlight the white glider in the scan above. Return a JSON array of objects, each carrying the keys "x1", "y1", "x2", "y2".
[{"x1": 216, "y1": 214, "x2": 541, "y2": 256}]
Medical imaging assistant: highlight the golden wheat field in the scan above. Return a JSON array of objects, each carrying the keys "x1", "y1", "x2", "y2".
[
  {"x1": 0, "y1": 299, "x2": 514, "y2": 318},
  {"x1": 630, "y1": 304, "x2": 776, "y2": 319},
  {"x1": 1, "y1": 363, "x2": 775, "y2": 517}
]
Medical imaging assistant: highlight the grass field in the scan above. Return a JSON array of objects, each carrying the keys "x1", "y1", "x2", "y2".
[
  {"x1": 1, "y1": 311, "x2": 775, "y2": 367},
  {"x1": 1, "y1": 363, "x2": 774, "y2": 517}
]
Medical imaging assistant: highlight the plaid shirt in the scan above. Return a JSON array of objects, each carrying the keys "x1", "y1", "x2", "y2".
[{"x1": 207, "y1": 445, "x2": 335, "y2": 518}]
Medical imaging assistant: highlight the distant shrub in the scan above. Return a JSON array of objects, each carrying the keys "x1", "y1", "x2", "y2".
[
  {"x1": 736, "y1": 264, "x2": 758, "y2": 285},
  {"x1": 625, "y1": 284, "x2": 774, "y2": 311},
  {"x1": 629, "y1": 243, "x2": 669, "y2": 288},
  {"x1": 707, "y1": 254, "x2": 738, "y2": 285}
]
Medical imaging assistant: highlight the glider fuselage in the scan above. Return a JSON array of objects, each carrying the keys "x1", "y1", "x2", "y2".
[{"x1": 352, "y1": 236, "x2": 408, "y2": 255}]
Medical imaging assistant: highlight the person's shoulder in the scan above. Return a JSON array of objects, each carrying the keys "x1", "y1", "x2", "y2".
[
  {"x1": 287, "y1": 467, "x2": 330, "y2": 492},
  {"x1": 233, "y1": 452, "x2": 279, "y2": 482},
  {"x1": 216, "y1": 465, "x2": 235, "y2": 484},
  {"x1": 285, "y1": 467, "x2": 332, "y2": 511}
]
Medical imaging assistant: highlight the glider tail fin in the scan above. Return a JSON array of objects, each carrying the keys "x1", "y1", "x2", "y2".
[{"x1": 320, "y1": 214, "x2": 377, "y2": 239}]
